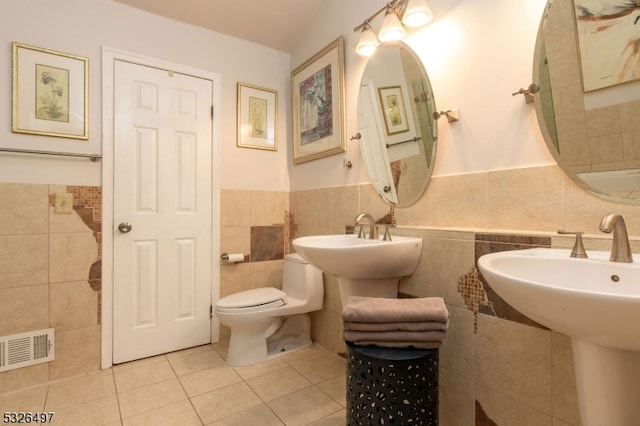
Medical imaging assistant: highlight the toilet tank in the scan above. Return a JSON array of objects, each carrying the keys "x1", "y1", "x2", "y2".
[{"x1": 283, "y1": 253, "x2": 324, "y2": 310}]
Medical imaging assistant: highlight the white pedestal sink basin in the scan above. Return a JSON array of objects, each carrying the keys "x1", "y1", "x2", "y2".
[
  {"x1": 478, "y1": 248, "x2": 640, "y2": 426},
  {"x1": 292, "y1": 234, "x2": 423, "y2": 304}
]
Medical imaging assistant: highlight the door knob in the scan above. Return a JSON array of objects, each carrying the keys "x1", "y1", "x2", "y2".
[{"x1": 118, "y1": 222, "x2": 132, "y2": 233}]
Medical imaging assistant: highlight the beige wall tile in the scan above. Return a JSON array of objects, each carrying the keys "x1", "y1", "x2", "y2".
[
  {"x1": 439, "y1": 369, "x2": 475, "y2": 426},
  {"x1": 250, "y1": 190, "x2": 289, "y2": 226},
  {"x1": 49, "y1": 232, "x2": 98, "y2": 284},
  {"x1": 220, "y1": 226, "x2": 250, "y2": 255},
  {"x1": 0, "y1": 285, "x2": 49, "y2": 336},
  {"x1": 0, "y1": 364, "x2": 49, "y2": 395},
  {"x1": 488, "y1": 166, "x2": 564, "y2": 232},
  {"x1": 0, "y1": 234, "x2": 48, "y2": 289},
  {"x1": 476, "y1": 314, "x2": 552, "y2": 414},
  {"x1": 476, "y1": 383, "x2": 553, "y2": 426},
  {"x1": 221, "y1": 190, "x2": 251, "y2": 227},
  {"x1": 0, "y1": 183, "x2": 48, "y2": 236},
  {"x1": 439, "y1": 305, "x2": 474, "y2": 379},
  {"x1": 50, "y1": 325, "x2": 101, "y2": 380},
  {"x1": 432, "y1": 173, "x2": 489, "y2": 229},
  {"x1": 50, "y1": 280, "x2": 99, "y2": 330},
  {"x1": 552, "y1": 332, "x2": 581, "y2": 425}
]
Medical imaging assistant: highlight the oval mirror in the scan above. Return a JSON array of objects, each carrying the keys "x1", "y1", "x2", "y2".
[
  {"x1": 534, "y1": 0, "x2": 640, "y2": 204},
  {"x1": 357, "y1": 41, "x2": 438, "y2": 207}
]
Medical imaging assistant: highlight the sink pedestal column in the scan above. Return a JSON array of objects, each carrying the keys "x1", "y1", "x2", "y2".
[
  {"x1": 572, "y1": 338, "x2": 640, "y2": 426},
  {"x1": 338, "y1": 278, "x2": 400, "y2": 306}
]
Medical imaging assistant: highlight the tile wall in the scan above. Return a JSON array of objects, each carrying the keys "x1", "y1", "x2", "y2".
[
  {"x1": 290, "y1": 164, "x2": 640, "y2": 425},
  {"x1": 0, "y1": 183, "x2": 101, "y2": 394}
]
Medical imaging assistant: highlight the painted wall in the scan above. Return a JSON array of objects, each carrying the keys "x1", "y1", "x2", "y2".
[
  {"x1": 0, "y1": 0, "x2": 291, "y2": 191},
  {"x1": 290, "y1": 0, "x2": 555, "y2": 190}
]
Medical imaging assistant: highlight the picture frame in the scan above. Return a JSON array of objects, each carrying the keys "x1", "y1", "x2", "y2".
[
  {"x1": 573, "y1": 1, "x2": 640, "y2": 92},
  {"x1": 291, "y1": 36, "x2": 346, "y2": 164},
  {"x1": 237, "y1": 82, "x2": 278, "y2": 151},
  {"x1": 378, "y1": 85, "x2": 409, "y2": 136},
  {"x1": 12, "y1": 42, "x2": 88, "y2": 139}
]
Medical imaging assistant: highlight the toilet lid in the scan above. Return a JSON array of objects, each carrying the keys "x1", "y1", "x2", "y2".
[{"x1": 216, "y1": 287, "x2": 287, "y2": 311}]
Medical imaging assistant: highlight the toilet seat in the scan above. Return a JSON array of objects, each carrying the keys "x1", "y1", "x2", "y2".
[{"x1": 215, "y1": 287, "x2": 287, "y2": 313}]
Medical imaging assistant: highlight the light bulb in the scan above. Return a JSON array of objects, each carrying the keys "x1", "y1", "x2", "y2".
[
  {"x1": 402, "y1": 0, "x2": 433, "y2": 28},
  {"x1": 356, "y1": 23, "x2": 379, "y2": 57},
  {"x1": 378, "y1": 7, "x2": 406, "y2": 42}
]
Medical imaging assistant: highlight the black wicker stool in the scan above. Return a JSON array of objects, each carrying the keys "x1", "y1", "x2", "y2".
[{"x1": 346, "y1": 342, "x2": 439, "y2": 425}]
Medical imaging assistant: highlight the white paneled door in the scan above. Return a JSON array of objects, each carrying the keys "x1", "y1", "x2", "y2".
[{"x1": 113, "y1": 60, "x2": 213, "y2": 364}]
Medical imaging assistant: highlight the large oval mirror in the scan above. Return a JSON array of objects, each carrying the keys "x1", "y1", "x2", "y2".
[
  {"x1": 357, "y1": 41, "x2": 438, "y2": 207},
  {"x1": 534, "y1": 0, "x2": 640, "y2": 204}
]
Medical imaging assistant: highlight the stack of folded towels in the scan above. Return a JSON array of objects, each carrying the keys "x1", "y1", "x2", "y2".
[{"x1": 343, "y1": 296, "x2": 449, "y2": 349}]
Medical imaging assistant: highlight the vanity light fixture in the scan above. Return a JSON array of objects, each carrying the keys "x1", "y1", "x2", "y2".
[
  {"x1": 356, "y1": 22, "x2": 379, "y2": 57},
  {"x1": 378, "y1": 4, "x2": 406, "y2": 42},
  {"x1": 354, "y1": 0, "x2": 433, "y2": 56}
]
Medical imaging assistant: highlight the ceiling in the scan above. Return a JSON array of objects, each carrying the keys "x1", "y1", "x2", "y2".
[{"x1": 113, "y1": 0, "x2": 325, "y2": 53}]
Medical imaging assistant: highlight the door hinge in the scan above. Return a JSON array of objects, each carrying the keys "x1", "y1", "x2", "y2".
[{"x1": 209, "y1": 305, "x2": 213, "y2": 319}]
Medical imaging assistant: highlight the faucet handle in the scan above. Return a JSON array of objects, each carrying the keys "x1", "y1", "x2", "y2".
[
  {"x1": 380, "y1": 225, "x2": 392, "y2": 241},
  {"x1": 358, "y1": 225, "x2": 366, "y2": 239},
  {"x1": 557, "y1": 230, "x2": 588, "y2": 258}
]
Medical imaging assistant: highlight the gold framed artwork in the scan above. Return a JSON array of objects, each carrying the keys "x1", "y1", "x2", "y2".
[
  {"x1": 291, "y1": 36, "x2": 346, "y2": 164},
  {"x1": 573, "y1": 1, "x2": 640, "y2": 92},
  {"x1": 378, "y1": 85, "x2": 409, "y2": 136},
  {"x1": 237, "y1": 82, "x2": 278, "y2": 151},
  {"x1": 12, "y1": 42, "x2": 88, "y2": 139}
]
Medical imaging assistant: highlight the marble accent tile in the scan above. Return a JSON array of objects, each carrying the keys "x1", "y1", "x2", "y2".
[
  {"x1": 251, "y1": 226, "x2": 284, "y2": 261},
  {"x1": 0, "y1": 183, "x2": 48, "y2": 236},
  {"x1": 0, "y1": 284, "x2": 49, "y2": 336},
  {"x1": 0, "y1": 234, "x2": 48, "y2": 289},
  {"x1": 267, "y1": 386, "x2": 342, "y2": 426},
  {"x1": 476, "y1": 315, "x2": 552, "y2": 414}
]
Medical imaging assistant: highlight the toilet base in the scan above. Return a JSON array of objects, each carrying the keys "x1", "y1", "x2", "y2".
[{"x1": 225, "y1": 314, "x2": 313, "y2": 367}]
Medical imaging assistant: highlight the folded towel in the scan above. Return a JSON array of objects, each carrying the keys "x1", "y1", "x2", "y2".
[
  {"x1": 342, "y1": 296, "x2": 449, "y2": 323},
  {"x1": 352, "y1": 341, "x2": 442, "y2": 349},
  {"x1": 343, "y1": 320, "x2": 448, "y2": 332},
  {"x1": 344, "y1": 330, "x2": 446, "y2": 343}
]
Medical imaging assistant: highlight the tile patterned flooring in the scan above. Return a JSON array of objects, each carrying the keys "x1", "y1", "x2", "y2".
[{"x1": 0, "y1": 343, "x2": 347, "y2": 425}]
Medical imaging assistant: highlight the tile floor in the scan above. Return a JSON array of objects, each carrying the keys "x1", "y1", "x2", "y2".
[{"x1": 0, "y1": 342, "x2": 347, "y2": 425}]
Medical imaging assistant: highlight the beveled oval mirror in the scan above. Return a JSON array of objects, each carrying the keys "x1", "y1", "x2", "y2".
[
  {"x1": 357, "y1": 41, "x2": 437, "y2": 207},
  {"x1": 534, "y1": 0, "x2": 640, "y2": 204}
]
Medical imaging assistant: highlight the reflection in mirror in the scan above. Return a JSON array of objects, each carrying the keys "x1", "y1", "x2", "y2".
[
  {"x1": 357, "y1": 41, "x2": 437, "y2": 207},
  {"x1": 534, "y1": 0, "x2": 640, "y2": 203}
]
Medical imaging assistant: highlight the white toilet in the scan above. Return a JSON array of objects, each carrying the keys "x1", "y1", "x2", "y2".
[{"x1": 215, "y1": 253, "x2": 324, "y2": 367}]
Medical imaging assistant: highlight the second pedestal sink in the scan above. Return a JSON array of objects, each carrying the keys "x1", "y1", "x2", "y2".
[
  {"x1": 478, "y1": 248, "x2": 640, "y2": 426},
  {"x1": 292, "y1": 234, "x2": 423, "y2": 303}
]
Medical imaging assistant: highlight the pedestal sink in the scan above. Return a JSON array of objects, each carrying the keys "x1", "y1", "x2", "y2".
[
  {"x1": 292, "y1": 234, "x2": 423, "y2": 304},
  {"x1": 478, "y1": 248, "x2": 640, "y2": 426}
]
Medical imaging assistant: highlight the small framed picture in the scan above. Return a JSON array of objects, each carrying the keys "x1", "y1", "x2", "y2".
[
  {"x1": 378, "y1": 86, "x2": 409, "y2": 136},
  {"x1": 12, "y1": 42, "x2": 88, "y2": 139},
  {"x1": 237, "y1": 82, "x2": 278, "y2": 151},
  {"x1": 291, "y1": 36, "x2": 346, "y2": 164}
]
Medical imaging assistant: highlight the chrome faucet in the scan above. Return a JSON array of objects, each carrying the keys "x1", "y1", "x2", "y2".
[
  {"x1": 354, "y1": 213, "x2": 378, "y2": 240},
  {"x1": 599, "y1": 213, "x2": 633, "y2": 263}
]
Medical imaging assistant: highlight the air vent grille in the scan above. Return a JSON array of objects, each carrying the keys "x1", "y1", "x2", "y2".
[{"x1": 0, "y1": 329, "x2": 55, "y2": 372}]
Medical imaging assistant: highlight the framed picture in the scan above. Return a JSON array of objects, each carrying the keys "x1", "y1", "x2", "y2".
[
  {"x1": 237, "y1": 82, "x2": 278, "y2": 151},
  {"x1": 291, "y1": 36, "x2": 346, "y2": 164},
  {"x1": 573, "y1": 1, "x2": 640, "y2": 92},
  {"x1": 12, "y1": 42, "x2": 88, "y2": 139},
  {"x1": 378, "y1": 86, "x2": 409, "y2": 135}
]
